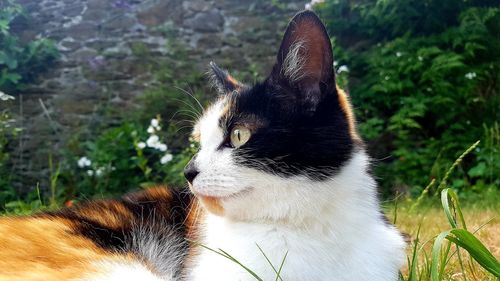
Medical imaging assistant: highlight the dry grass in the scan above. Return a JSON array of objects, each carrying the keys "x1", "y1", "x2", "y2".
[{"x1": 386, "y1": 203, "x2": 499, "y2": 281}]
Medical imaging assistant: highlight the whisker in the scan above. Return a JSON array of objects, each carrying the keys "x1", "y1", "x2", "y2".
[{"x1": 174, "y1": 86, "x2": 204, "y2": 112}]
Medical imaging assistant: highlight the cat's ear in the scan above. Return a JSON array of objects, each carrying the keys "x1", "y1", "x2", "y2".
[
  {"x1": 210, "y1": 61, "x2": 243, "y2": 93},
  {"x1": 270, "y1": 11, "x2": 335, "y2": 114}
]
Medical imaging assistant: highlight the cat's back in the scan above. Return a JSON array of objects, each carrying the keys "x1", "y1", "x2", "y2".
[{"x1": 0, "y1": 187, "x2": 195, "y2": 281}]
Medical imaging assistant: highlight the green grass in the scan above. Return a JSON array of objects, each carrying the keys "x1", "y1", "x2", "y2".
[{"x1": 393, "y1": 191, "x2": 499, "y2": 281}]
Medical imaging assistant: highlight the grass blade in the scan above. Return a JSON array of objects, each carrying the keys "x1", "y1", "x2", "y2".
[
  {"x1": 447, "y1": 229, "x2": 500, "y2": 277},
  {"x1": 275, "y1": 251, "x2": 288, "y2": 281},
  {"x1": 255, "y1": 243, "x2": 284, "y2": 281},
  {"x1": 437, "y1": 141, "x2": 480, "y2": 192},
  {"x1": 431, "y1": 231, "x2": 450, "y2": 281},
  {"x1": 218, "y1": 248, "x2": 265, "y2": 281},
  {"x1": 408, "y1": 224, "x2": 421, "y2": 281},
  {"x1": 196, "y1": 243, "x2": 264, "y2": 281},
  {"x1": 441, "y1": 188, "x2": 467, "y2": 230}
]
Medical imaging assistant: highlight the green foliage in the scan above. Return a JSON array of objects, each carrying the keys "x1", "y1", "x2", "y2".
[
  {"x1": 0, "y1": 0, "x2": 59, "y2": 92},
  {"x1": 56, "y1": 118, "x2": 195, "y2": 202},
  {"x1": 316, "y1": 0, "x2": 500, "y2": 196},
  {"x1": 425, "y1": 188, "x2": 499, "y2": 280},
  {"x1": 0, "y1": 0, "x2": 58, "y2": 211},
  {"x1": 0, "y1": 107, "x2": 19, "y2": 208}
]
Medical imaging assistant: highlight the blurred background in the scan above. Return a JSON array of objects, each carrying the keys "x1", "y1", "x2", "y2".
[{"x1": 0, "y1": 0, "x2": 498, "y2": 208}]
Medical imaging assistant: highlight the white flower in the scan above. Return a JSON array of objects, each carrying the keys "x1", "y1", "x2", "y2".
[
  {"x1": 384, "y1": 76, "x2": 390, "y2": 80},
  {"x1": 78, "y1": 157, "x2": 92, "y2": 168},
  {"x1": 418, "y1": 56, "x2": 423, "y2": 61},
  {"x1": 0, "y1": 91, "x2": 15, "y2": 101},
  {"x1": 150, "y1": 118, "x2": 159, "y2": 129},
  {"x1": 95, "y1": 167, "x2": 105, "y2": 177},
  {"x1": 305, "y1": 0, "x2": 324, "y2": 9},
  {"x1": 157, "y1": 143, "x2": 168, "y2": 152},
  {"x1": 147, "y1": 126, "x2": 155, "y2": 134},
  {"x1": 465, "y1": 72, "x2": 476, "y2": 80},
  {"x1": 146, "y1": 135, "x2": 160, "y2": 148},
  {"x1": 333, "y1": 61, "x2": 339, "y2": 67},
  {"x1": 160, "y1": 153, "x2": 173, "y2": 164},
  {"x1": 137, "y1": 142, "x2": 146, "y2": 149},
  {"x1": 337, "y1": 65, "x2": 349, "y2": 73},
  {"x1": 396, "y1": 52, "x2": 402, "y2": 57},
  {"x1": 87, "y1": 170, "x2": 94, "y2": 176}
]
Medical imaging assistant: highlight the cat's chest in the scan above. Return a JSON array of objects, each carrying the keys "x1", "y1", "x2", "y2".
[{"x1": 189, "y1": 217, "x2": 350, "y2": 281}]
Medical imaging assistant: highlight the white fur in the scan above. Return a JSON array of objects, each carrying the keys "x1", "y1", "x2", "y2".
[
  {"x1": 282, "y1": 41, "x2": 306, "y2": 82},
  {"x1": 82, "y1": 260, "x2": 166, "y2": 281},
  {"x1": 189, "y1": 100, "x2": 406, "y2": 281},
  {"x1": 192, "y1": 99, "x2": 249, "y2": 199},
  {"x1": 79, "y1": 220, "x2": 185, "y2": 281},
  {"x1": 126, "y1": 220, "x2": 187, "y2": 279}
]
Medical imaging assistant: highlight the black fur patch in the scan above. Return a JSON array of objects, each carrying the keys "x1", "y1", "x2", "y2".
[
  {"x1": 40, "y1": 187, "x2": 193, "y2": 253},
  {"x1": 220, "y1": 81, "x2": 354, "y2": 180}
]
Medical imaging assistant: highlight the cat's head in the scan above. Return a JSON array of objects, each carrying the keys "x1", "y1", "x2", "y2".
[{"x1": 185, "y1": 11, "x2": 366, "y2": 223}]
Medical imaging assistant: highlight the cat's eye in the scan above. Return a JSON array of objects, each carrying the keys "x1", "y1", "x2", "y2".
[{"x1": 230, "y1": 126, "x2": 251, "y2": 148}]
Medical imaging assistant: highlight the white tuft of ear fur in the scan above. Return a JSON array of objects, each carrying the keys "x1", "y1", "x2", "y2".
[{"x1": 281, "y1": 40, "x2": 307, "y2": 82}]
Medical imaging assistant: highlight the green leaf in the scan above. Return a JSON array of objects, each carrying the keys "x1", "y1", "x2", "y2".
[
  {"x1": 440, "y1": 188, "x2": 467, "y2": 230},
  {"x1": 431, "y1": 231, "x2": 451, "y2": 281},
  {"x1": 468, "y1": 162, "x2": 486, "y2": 178},
  {"x1": 448, "y1": 229, "x2": 500, "y2": 277}
]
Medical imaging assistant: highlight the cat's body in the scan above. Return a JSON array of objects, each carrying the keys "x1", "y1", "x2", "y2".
[
  {"x1": 190, "y1": 152, "x2": 405, "y2": 281},
  {"x1": 0, "y1": 11, "x2": 406, "y2": 281},
  {"x1": 0, "y1": 187, "x2": 194, "y2": 281}
]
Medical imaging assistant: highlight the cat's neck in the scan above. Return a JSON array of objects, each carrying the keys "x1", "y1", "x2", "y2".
[{"x1": 207, "y1": 149, "x2": 382, "y2": 235}]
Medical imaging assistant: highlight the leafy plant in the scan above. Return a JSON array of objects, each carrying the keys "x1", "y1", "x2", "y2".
[
  {"x1": 0, "y1": 0, "x2": 59, "y2": 92},
  {"x1": 0, "y1": 93, "x2": 21, "y2": 211},
  {"x1": 57, "y1": 117, "x2": 195, "y2": 201},
  {"x1": 399, "y1": 142, "x2": 499, "y2": 280},
  {"x1": 315, "y1": 0, "x2": 500, "y2": 196}
]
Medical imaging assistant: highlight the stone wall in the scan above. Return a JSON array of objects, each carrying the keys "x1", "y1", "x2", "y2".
[{"x1": 7, "y1": 0, "x2": 307, "y2": 188}]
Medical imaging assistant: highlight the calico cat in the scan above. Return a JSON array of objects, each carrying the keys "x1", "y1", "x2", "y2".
[{"x1": 0, "y1": 11, "x2": 406, "y2": 281}]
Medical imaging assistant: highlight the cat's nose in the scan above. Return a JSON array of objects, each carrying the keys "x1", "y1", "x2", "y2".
[{"x1": 184, "y1": 158, "x2": 199, "y2": 184}]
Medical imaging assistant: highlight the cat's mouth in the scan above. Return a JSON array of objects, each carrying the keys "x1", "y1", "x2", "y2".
[{"x1": 189, "y1": 184, "x2": 252, "y2": 200}]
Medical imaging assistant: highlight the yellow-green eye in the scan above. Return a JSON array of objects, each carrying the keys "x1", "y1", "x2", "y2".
[{"x1": 230, "y1": 126, "x2": 251, "y2": 148}]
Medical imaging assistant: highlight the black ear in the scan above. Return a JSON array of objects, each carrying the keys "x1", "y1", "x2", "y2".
[
  {"x1": 209, "y1": 61, "x2": 243, "y2": 93},
  {"x1": 270, "y1": 11, "x2": 335, "y2": 114}
]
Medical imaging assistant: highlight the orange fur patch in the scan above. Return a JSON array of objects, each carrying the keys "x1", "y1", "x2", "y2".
[
  {"x1": 0, "y1": 217, "x2": 120, "y2": 281},
  {"x1": 336, "y1": 85, "x2": 362, "y2": 143},
  {"x1": 191, "y1": 123, "x2": 201, "y2": 143},
  {"x1": 226, "y1": 74, "x2": 242, "y2": 91},
  {"x1": 182, "y1": 198, "x2": 205, "y2": 275},
  {"x1": 198, "y1": 196, "x2": 224, "y2": 216},
  {"x1": 75, "y1": 201, "x2": 134, "y2": 229}
]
